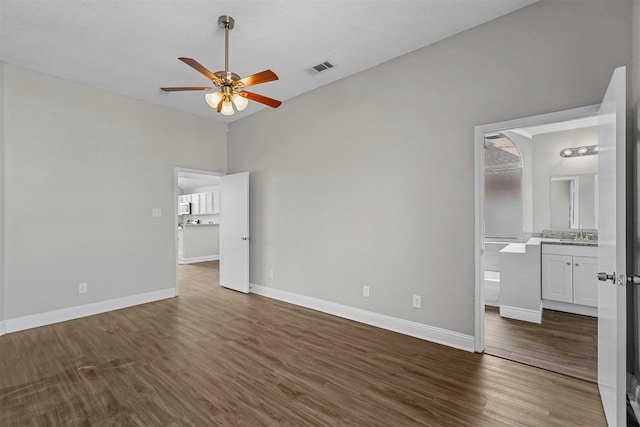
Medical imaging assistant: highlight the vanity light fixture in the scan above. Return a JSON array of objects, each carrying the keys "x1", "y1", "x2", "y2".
[{"x1": 559, "y1": 145, "x2": 598, "y2": 158}]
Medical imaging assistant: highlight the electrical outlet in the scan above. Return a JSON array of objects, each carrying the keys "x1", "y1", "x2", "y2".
[
  {"x1": 268, "y1": 269, "x2": 275, "y2": 279},
  {"x1": 152, "y1": 208, "x2": 162, "y2": 217},
  {"x1": 412, "y1": 294, "x2": 421, "y2": 309},
  {"x1": 79, "y1": 282, "x2": 88, "y2": 294},
  {"x1": 363, "y1": 285, "x2": 370, "y2": 298}
]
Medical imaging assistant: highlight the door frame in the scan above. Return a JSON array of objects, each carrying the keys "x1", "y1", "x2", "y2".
[
  {"x1": 473, "y1": 104, "x2": 600, "y2": 352},
  {"x1": 174, "y1": 167, "x2": 225, "y2": 295}
]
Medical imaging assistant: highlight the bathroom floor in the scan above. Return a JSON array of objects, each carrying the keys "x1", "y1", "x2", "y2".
[{"x1": 484, "y1": 306, "x2": 597, "y2": 383}]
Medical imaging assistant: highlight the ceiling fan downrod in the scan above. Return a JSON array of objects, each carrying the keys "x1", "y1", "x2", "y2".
[{"x1": 218, "y1": 15, "x2": 234, "y2": 82}]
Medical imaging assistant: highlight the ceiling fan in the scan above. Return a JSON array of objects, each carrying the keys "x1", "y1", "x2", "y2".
[{"x1": 161, "y1": 15, "x2": 281, "y2": 116}]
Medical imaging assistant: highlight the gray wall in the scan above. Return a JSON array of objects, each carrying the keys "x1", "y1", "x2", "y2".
[
  {"x1": 228, "y1": 1, "x2": 632, "y2": 336},
  {"x1": 2, "y1": 63, "x2": 227, "y2": 319},
  {"x1": 532, "y1": 126, "x2": 599, "y2": 231}
]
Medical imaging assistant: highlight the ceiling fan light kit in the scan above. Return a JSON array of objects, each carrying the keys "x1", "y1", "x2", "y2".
[{"x1": 161, "y1": 15, "x2": 281, "y2": 117}]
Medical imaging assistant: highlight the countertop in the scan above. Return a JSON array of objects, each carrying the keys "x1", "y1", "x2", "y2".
[
  {"x1": 499, "y1": 237, "x2": 542, "y2": 254},
  {"x1": 541, "y1": 238, "x2": 597, "y2": 247},
  {"x1": 178, "y1": 223, "x2": 219, "y2": 229}
]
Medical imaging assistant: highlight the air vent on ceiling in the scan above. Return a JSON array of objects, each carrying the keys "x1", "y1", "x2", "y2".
[{"x1": 307, "y1": 61, "x2": 335, "y2": 75}]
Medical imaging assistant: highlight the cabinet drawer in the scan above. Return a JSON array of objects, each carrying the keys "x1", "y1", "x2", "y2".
[{"x1": 541, "y1": 243, "x2": 597, "y2": 257}]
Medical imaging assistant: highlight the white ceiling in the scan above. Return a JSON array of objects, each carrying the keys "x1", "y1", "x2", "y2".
[
  {"x1": 178, "y1": 172, "x2": 221, "y2": 190},
  {"x1": 0, "y1": 0, "x2": 536, "y2": 122}
]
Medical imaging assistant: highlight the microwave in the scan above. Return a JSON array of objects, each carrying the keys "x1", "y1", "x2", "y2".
[{"x1": 178, "y1": 202, "x2": 191, "y2": 215}]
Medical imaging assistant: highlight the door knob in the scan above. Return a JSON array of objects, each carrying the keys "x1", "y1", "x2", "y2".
[
  {"x1": 598, "y1": 272, "x2": 640, "y2": 286},
  {"x1": 597, "y1": 272, "x2": 615, "y2": 284},
  {"x1": 241, "y1": 236, "x2": 250, "y2": 241}
]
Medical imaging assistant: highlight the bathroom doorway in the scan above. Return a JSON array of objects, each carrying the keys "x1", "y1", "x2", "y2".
[{"x1": 474, "y1": 105, "x2": 600, "y2": 382}]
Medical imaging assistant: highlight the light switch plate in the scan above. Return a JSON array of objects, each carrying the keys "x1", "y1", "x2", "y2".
[{"x1": 152, "y1": 208, "x2": 162, "y2": 217}]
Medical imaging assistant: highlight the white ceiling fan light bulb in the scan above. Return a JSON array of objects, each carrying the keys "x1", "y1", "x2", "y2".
[
  {"x1": 220, "y1": 100, "x2": 235, "y2": 116},
  {"x1": 232, "y1": 93, "x2": 248, "y2": 111},
  {"x1": 205, "y1": 92, "x2": 223, "y2": 108}
]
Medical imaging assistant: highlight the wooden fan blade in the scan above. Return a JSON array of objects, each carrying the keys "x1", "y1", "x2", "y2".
[
  {"x1": 178, "y1": 57, "x2": 223, "y2": 85},
  {"x1": 217, "y1": 99, "x2": 223, "y2": 113},
  {"x1": 240, "y1": 91, "x2": 282, "y2": 108},
  {"x1": 234, "y1": 70, "x2": 278, "y2": 88},
  {"x1": 161, "y1": 86, "x2": 212, "y2": 92}
]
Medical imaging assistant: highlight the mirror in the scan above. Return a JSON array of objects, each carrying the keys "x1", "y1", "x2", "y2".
[
  {"x1": 549, "y1": 174, "x2": 597, "y2": 229},
  {"x1": 550, "y1": 176, "x2": 578, "y2": 229}
]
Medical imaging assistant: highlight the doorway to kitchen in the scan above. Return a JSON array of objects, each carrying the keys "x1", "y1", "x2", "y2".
[
  {"x1": 474, "y1": 105, "x2": 600, "y2": 382},
  {"x1": 175, "y1": 168, "x2": 225, "y2": 295}
]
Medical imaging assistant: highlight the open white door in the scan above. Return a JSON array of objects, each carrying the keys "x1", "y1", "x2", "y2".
[
  {"x1": 220, "y1": 172, "x2": 250, "y2": 293},
  {"x1": 597, "y1": 66, "x2": 627, "y2": 427}
]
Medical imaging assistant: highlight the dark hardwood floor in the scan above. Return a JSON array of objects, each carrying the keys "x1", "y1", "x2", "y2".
[
  {"x1": 0, "y1": 261, "x2": 605, "y2": 426},
  {"x1": 485, "y1": 306, "x2": 598, "y2": 383}
]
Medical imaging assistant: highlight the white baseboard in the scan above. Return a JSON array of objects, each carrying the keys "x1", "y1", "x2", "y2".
[
  {"x1": 178, "y1": 255, "x2": 219, "y2": 264},
  {"x1": 499, "y1": 304, "x2": 542, "y2": 324},
  {"x1": 250, "y1": 283, "x2": 475, "y2": 352},
  {"x1": 4, "y1": 288, "x2": 176, "y2": 334},
  {"x1": 542, "y1": 300, "x2": 597, "y2": 317}
]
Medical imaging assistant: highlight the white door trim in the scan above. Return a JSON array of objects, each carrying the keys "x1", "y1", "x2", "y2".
[
  {"x1": 473, "y1": 104, "x2": 600, "y2": 352},
  {"x1": 174, "y1": 167, "x2": 225, "y2": 295}
]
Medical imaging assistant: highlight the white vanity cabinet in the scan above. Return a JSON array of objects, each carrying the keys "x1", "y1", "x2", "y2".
[
  {"x1": 541, "y1": 243, "x2": 598, "y2": 315},
  {"x1": 541, "y1": 254, "x2": 573, "y2": 303}
]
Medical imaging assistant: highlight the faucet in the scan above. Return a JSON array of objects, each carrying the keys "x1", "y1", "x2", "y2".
[{"x1": 579, "y1": 224, "x2": 584, "y2": 239}]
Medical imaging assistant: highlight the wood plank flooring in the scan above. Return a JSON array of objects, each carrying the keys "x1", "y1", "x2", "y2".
[
  {"x1": 1, "y1": 261, "x2": 605, "y2": 426},
  {"x1": 485, "y1": 306, "x2": 598, "y2": 383}
]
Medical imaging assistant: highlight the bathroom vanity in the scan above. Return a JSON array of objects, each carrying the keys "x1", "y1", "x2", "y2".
[
  {"x1": 496, "y1": 231, "x2": 598, "y2": 323},
  {"x1": 541, "y1": 241, "x2": 598, "y2": 317}
]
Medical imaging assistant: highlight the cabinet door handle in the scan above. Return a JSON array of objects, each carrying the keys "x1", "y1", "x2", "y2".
[
  {"x1": 566, "y1": 262, "x2": 571, "y2": 266},
  {"x1": 575, "y1": 263, "x2": 579, "y2": 267}
]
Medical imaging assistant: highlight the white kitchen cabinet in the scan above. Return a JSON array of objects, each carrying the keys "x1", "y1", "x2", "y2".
[
  {"x1": 189, "y1": 193, "x2": 200, "y2": 215},
  {"x1": 198, "y1": 192, "x2": 210, "y2": 214},
  {"x1": 196, "y1": 191, "x2": 219, "y2": 214},
  {"x1": 212, "y1": 190, "x2": 220, "y2": 214},
  {"x1": 178, "y1": 191, "x2": 219, "y2": 215},
  {"x1": 541, "y1": 243, "x2": 598, "y2": 309}
]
